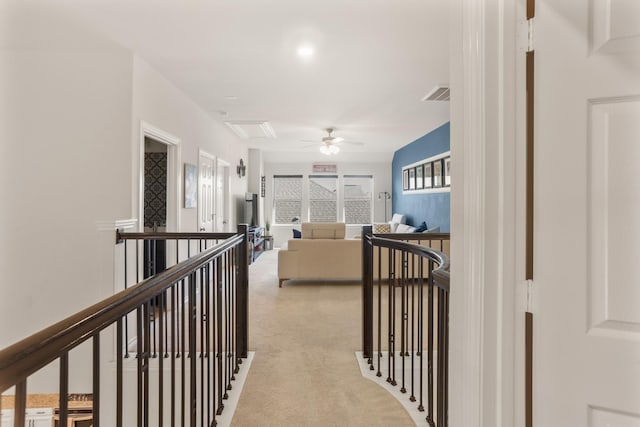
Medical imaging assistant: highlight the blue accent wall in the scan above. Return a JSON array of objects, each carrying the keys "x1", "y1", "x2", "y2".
[{"x1": 392, "y1": 122, "x2": 450, "y2": 232}]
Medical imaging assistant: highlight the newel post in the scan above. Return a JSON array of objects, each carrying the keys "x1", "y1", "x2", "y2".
[
  {"x1": 236, "y1": 224, "x2": 249, "y2": 358},
  {"x1": 362, "y1": 225, "x2": 373, "y2": 360}
]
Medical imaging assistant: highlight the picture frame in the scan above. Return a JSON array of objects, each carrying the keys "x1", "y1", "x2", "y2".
[
  {"x1": 433, "y1": 160, "x2": 443, "y2": 188},
  {"x1": 184, "y1": 163, "x2": 197, "y2": 208},
  {"x1": 415, "y1": 165, "x2": 424, "y2": 189},
  {"x1": 444, "y1": 157, "x2": 451, "y2": 187},
  {"x1": 424, "y1": 163, "x2": 433, "y2": 188},
  {"x1": 403, "y1": 169, "x2": 409, "y2": 190},
  {"x1": 409, "y1": 168, "x2": 416, "y2": 190}
]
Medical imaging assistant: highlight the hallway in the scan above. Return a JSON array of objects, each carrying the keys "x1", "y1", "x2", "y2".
[{"x1": 231, "y1": 249, "x2": 414, "y2": 426}]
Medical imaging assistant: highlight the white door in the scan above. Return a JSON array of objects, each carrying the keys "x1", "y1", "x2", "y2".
[
  {"x1": 215, "y1": 159, "x2": 230, "y2": 232},
  {"x1": 198, "y1": 152, "x2": 215, "y2": 232},
  {"x1": 534, "y1": 1, "x2": 640, "y2": 425}
]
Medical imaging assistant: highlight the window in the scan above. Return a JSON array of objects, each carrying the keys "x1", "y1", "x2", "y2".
[
  {"x1": 343, "y1": 175, "x2": 373, "y2": 224},
  {"x1": 308, "y1": 175, "x2": 338, "y2": 222},
  {"x1": 273, "y1": 175, "x2": 302, "y2": 224}
]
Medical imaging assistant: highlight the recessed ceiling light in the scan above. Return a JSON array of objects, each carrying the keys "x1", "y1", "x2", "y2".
[
  {"x1": 296, "y1": 44, "x2": 315, "y2": 59},
  {"x1": 224, "y1": 96, "x2": 238, "y2": 101}
]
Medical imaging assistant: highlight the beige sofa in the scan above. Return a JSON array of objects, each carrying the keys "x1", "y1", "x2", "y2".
[{"x1": 277, "y1": 222, "x2": 362, "y2": 287}]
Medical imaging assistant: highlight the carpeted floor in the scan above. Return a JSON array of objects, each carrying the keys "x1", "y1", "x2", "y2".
[{"x1": 230, "y1": 249, "x2": 414, "y2": 426}]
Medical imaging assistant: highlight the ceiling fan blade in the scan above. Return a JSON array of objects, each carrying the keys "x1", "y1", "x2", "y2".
[{"x1": 341, "y1": 140, "x2": 365, "y2": 146}]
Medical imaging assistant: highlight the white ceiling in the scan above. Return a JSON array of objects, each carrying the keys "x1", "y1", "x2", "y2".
[{"x1": 5, "y1": 0, "x2": 450, "y2": 163}]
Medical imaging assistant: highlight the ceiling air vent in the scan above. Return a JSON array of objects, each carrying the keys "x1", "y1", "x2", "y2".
[
  {"x1": 422, "y1": 85, "x2": 450, "y2": 102},
  {"x1": 224, "y1": 120, "x2": 277, "y2": 139}
]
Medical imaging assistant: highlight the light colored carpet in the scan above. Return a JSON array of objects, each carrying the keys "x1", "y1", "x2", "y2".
[{"x1": 230, "y1": 249, "x2": 414, "y2": 427}]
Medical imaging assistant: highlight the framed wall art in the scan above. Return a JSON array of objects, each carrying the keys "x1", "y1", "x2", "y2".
[
  {"x1": 184, "y1": 163, "x2": 197, "y2": 208},
  {"x1": 433, "y1": 159, "x2": 442, "y2": 188},
  {"x1": 401, "y1": 151, "x2": 450, "y2": 194},
  {"x1": 416, "y1": 165, "x2": 424, "y2": 189},
  {"x1": 444, "y1": 157, "x2": 451, "y2": 187}
]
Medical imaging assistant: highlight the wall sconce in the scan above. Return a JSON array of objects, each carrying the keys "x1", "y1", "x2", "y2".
[
  {"x1": 378, "y1": 191, "x2": 391, "y2": 222},
  {"x1": 237, "y1": 159, "x2": 246, "y2": 178}
]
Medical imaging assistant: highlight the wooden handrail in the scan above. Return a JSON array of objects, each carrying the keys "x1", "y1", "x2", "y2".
[
  {"x1": 0, "y1": 233, "x2": 244, "y2": 394},
  {"x1": 367, "y1": 234, "x2": 450, "y2": 289},
  {"x1": 116, "y1": 230, "x2": 236, "y2": 243}
]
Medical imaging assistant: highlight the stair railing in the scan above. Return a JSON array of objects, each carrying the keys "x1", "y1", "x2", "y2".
[
  {"x1": 362, "y1": 225, "x2": 450, "y2": 426},
  {"x1": 0, "y1": 225, "x2": 249, "y2": 427}
]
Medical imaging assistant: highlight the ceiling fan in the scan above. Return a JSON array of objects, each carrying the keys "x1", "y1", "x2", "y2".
[{"x1": 305, "y1": 128, "x2": 364, "y2": 155}]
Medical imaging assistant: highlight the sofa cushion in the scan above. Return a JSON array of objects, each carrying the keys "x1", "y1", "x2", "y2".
[
  {"x1": 292, "y1": 229, "x2": 302, "y2": 238},
  {"x1": 301, "y1": 222, "x2": 345, "y2": 239}
]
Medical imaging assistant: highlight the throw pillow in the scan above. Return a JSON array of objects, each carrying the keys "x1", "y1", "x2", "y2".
[
  {"x1": 414, "y1": 221, "x2": 428, "y2": 232},
  {"x1": 395, "y1": 223, "x2": 416, "y2": 233},
  {"x1": 373, "y1": 223, "x2": 391, "y2": 233},
  {"x1": 292, "y1": 229, "x2": 302, "y2": 239}
]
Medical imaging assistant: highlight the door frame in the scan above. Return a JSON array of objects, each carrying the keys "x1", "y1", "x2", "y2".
[
  {"x1": 215, "y1": 158, "x2": 231, "y2": 232},
  {"x1": 138, "y1": 121, "x2": 181, "y2": 232},
  {"x1": 449, "y1": 0, "x2": 521, "y2": 426},
  {"x1": 198, "y1": 149, "x2": 216, "y2": 232}
]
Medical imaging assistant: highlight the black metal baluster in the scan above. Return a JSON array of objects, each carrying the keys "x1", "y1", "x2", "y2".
[
  {"x1": 376, "y1": 246, "x2": 382, "y2": 378},
  {"x1": 144, "y1": 302, "x2": 150, "y2": 427},
  {"x1": 152, "y1": 241, "x2": 158, "y2": 359},
  {"x1": 158, "y1": 289, "x2": 165, "y2": 427},
  {"x1": 418, "y1": 259, "x2": 424, "y2": 413},
  {"x1": 200, "y1": 260, "x2": 205, "y2": 427},
  {"x1": 124, "y1": 242, "x2": 129, "y2": 358},
  {"x1": 225, "y1": 251, "x2": 231, "y2": 398},
  {"x1": 427, "y1": 260, "x2": 435, "y2": 425},
  {"x1": 216, "y1": 257, "x2": 224, "y2": 415},
  {"x1": 391, "y1": 249, "x2": 397, "y2": 387},
  {"x1": 93, "y1": 334, "x2": 101, "y2": 427},
  {"x1": 15, "y1": 380, "x2": 26, "y2": 427},
  {"x1": 189, "y1": 272, "x2": 197, "y2": 427},
  {"x1": 136, "y1": 307, "x2": 143, "y2": 426},
  {"x1": 410, "y1": 254, "x2": 416, "y2": 403},
  {"x1": 59, "y1": 353, "x2": 68, "y2": 427},
  {"x1": 116, "y1": 319, "x2": 123, "y2": 427},
  {"x1": 401, "y1": 251, "x2": 406, "y2": 394},
  {"x1": 205, "y1": 261, "x2": 212, "y2": 427},
  {"x1": 171, "y1": 283, "x2": 176, "y2": 427},
  {"x1": 181, "y1": 279, "x2": 186, "y2": 427},
  {"x1": 387, "y1": 248, "x2": 393, "y2": 384}
]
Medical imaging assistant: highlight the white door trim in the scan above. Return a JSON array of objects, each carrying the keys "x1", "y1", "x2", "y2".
[
  {"x1": 215, "y1": 158, "x2": 231, "y2": 232},
  {"x1": 450, "y1": 0, "x2": 519, "y2": 426},
  {"x1": 198, "y1": 149, "x2": 216, "y2": 232},
  {"x1": 139, "y1": 121, "x2": 181, "y2": 232}
]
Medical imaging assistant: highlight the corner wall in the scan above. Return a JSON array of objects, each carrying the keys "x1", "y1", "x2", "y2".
[{"x1": 391, "y1": 122, "x2": 450, "y2": 231}]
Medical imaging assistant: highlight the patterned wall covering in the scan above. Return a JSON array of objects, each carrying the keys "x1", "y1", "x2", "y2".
[{"x1": 144, "y1": 152, "x2": 167, "y2": 228}]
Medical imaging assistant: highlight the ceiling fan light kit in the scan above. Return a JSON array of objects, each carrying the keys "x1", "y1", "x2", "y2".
[{"x1": 320, "y1": 144, "x2": 340, "y2": 155}]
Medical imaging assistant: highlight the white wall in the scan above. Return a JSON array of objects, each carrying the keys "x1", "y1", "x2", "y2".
[
  {"x1": 0, "y1": 20, "x2": 134, "y2": 348},
  {"x1": 131, "y1": 56, "x2": 248, "y2": 233},
  {"x1": 263, "y1": 161, "x2": 392, "y2": 247},
  {"x1": 0, "y1": 4, "x2": 249, "y2": 399}
]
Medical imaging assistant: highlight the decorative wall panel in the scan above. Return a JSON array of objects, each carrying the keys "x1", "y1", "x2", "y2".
[
  {"x1": 591, "y1": 0, "x2": 640, "y2": 54},
  {"x1": 589, "y1": 406, "x2": 640, "y2": 427},
  {"x1": 588, "y1": 97, "x2": 640, "y2": 339}
]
